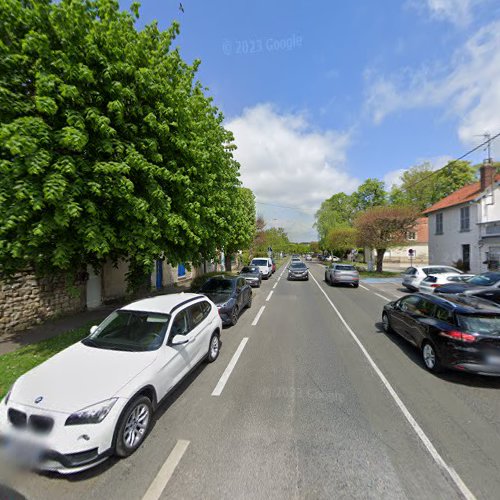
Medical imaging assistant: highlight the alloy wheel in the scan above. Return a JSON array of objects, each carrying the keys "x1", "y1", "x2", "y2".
[
  {"x1": 423, "y1": 344, "x2": 436, "y2": 370},
  {"x1": 123, "y1": 403, "x2": 150, "y2": 449},
  {"x1": 210, "y1": 335, "x2": 219, "y2": 358}
]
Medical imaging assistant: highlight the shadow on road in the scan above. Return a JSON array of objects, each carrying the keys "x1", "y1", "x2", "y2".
[{"x1": 374, "y1": 321, "x2": 500, "y2": 389}]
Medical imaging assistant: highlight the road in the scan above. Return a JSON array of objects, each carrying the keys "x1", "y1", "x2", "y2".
[{"x1": 3, "y1": 260, "x2": 500, "y2": 499}]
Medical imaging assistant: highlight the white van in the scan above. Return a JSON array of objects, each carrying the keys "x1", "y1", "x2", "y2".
[{"x1": 250, "y1": 257, "x2": 273, "y2": 279}]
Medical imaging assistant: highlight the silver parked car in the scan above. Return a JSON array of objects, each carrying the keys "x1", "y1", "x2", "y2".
[
  {"x1": 402, "y1": 265, "x2": 463, "y2": 291},
  {"x1": 325, "y1": 264, "x2": 359, "y2": 288}
]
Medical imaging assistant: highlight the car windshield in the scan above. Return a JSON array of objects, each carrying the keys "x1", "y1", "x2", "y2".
[
  {"x1": 241, "y1": 266, "x2": 258, "y2": 273},
  {"x1": 457, "y1": 315, "x2": 500, "y2": 335},
  {"x1": 82, "y1": 311, "x2": 170, "y2": 352},
  {"x1": 468, "y1": 274, "x2": 500, "y2": 286},
  {"x1": 291, "y1": 263, "x2": 307, "y2": 269},
  {"x1": 200, "y1": 279, "x2": 234, "y2": 293},
  {"x1": 252, "y1": 259, "x2": 269, "y2": 266}
]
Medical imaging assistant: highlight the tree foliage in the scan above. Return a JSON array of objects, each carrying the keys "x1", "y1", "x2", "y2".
[
  {"x1": 354, "y1": 206, "x2": 418, "y2": 272},
  {"x1": 325, "y1": 227, "x2": 357, "y2": 256},
  {"x1": 0, "y1": 0, "x2": 244, "y2": 288},
  {"x1": 388, "y1": 161, "x2": 476, "y2": 211}
]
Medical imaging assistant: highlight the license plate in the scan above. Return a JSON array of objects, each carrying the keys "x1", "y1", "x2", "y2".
[
  {"x1": 486, "y1": 355, "x2": 500, "y2": 365},
  {"x1": 2, "y1": 437, "x2": 45, "y2": 468}
]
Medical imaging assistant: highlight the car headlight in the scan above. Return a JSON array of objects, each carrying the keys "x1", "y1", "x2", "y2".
[{"x1": 65, "y1": 398, "x2": 118, "y2": 426}]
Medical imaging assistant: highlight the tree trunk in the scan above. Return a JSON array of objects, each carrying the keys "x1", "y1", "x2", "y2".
[
  {"x1": 376, "y1": 249, "x2": 386, "y2": 273},
  {"x1": 224, "y1": 254, "x2": 232, "y2": 272}
]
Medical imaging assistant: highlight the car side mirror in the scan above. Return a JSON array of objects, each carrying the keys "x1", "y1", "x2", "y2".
[
  {"x1": 90, "y1": 325, "x2": 98, "y2": 335},
  {"x1": 171, "y1": 335, "x2": 189, "y2": 346}
]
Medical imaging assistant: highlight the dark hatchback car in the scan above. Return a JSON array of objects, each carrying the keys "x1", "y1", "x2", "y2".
[
  {"x1": 238, "y1": 266, "x2": 262, "y2": 288},
  {"x1": 382, "y1": 293, "x2": 500, "y2": 375},
  {"x1": 287, "y1": 262, "x2": 309, "y2": 281},
  {"x1": 199, "y1": 276, "x2": 252, "y2": 326}
]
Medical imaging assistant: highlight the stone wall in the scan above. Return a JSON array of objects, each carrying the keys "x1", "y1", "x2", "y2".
[{"x1": 0, "y1": 271, "x2": 86, "y2": 335}]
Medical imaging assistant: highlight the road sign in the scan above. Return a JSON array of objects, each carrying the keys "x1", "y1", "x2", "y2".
[{"x1": 408, "y1": 249, "x2": 415, "y2": 266}]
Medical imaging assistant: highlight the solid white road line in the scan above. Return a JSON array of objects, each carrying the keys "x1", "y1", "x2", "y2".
[
  {"x1": 142, "y1": 440, "x2": 190, "y2": 500},
  {"x1": 252, "y1": 305, "x2": 265, "y2": 326},
  {"x1": 273, "y1": 282, "x2": 277, "y2": 289},
  {"x1": 359, "y1": 284, "x2": 370, "y2": 290},
  {"x1": 309, "y1": 272, "x2": 475, "y2": 500},
  {"x1": 211, "y1": 337, "x2": 249, "y2": 396},
  {"x1": 374, "y1": 292, "x2": 391, "y2": 302},
  {"x1": 266, "y1": 291, "x2": 274, "y2": 301}
]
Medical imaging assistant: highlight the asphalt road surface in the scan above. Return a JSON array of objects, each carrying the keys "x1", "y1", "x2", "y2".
[{"x1": 3, "y1": 260, "x2": 500, "y2": 499}]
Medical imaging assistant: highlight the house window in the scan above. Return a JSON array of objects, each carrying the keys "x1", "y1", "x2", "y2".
[
  {"x1": 460, "y1": 206, "x2": 470, "y2": 232},
  {"x1": 462, "y1": 244, "x2": 470, "y2": 272},
  {"x1": 435, "y1": 213, "x2": 443, "y2": 235}
]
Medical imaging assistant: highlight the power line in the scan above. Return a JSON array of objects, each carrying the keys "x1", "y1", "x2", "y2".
[
  {"x1": 255, "y1": 201, "x2": 316, "y2": 212},
  {"x1": 400, "y1": 131, "x2": 500, "y2": 192}
]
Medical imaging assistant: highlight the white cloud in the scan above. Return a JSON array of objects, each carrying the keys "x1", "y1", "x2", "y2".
[
  {"x1": 226, "y1": 104, "x2": 359, "y2": 241},
  {"x1": 383, "y1": 168, "x2": 406, "y2": 189},
  {"x1": 365, "y1": 20, "x2": 500, "y2": 148},
  {"x1": 408, "y1": 0, "x2": 483, "y2": 26}
]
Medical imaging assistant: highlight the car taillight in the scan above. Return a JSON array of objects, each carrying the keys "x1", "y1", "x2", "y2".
[
  {"x1": 439, "y1": 330, "x2": 476, "y2": 343},
  {"x1": 430, "y1": 284, "x2": 441, "y2": 288}
]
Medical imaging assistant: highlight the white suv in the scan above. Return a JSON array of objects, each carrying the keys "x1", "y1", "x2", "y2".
[
  {"x1": 0, "y1": 293, "x2": 222, "y2": 474},
  {"x1": 402, "y1": 265, "x2": 463, "y2": 291},
  {"x1": 250, "y1": 257, "x2": 273, "y2": 279}
]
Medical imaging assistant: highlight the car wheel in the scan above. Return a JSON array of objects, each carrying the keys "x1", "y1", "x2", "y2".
[
  {"x1": 325, "y1": 273, "x2": 329, "y2": 284},
  {"x1": 353, "y1": 283, "x2": 359, "y2": 288},
  {"x1": 382, "y1": 313, "x2": 392, "y2": 333},
  {"x1": 422, "y1": 342, "x2": 443, "y2": 373},
  {"x1": 230, "y1": 305, "x2": 239, "y2": 326},
  {"x1": 207, "y1": 332, "x2": 220, "y2": 363},
  {"x1": 115, "y1": 396, "x2": 152, "y2": 458}
]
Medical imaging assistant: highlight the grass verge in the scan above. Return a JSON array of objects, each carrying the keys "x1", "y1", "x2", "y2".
[{"x1": 0, "y1": 324, "x2": 92, "y2": 400}]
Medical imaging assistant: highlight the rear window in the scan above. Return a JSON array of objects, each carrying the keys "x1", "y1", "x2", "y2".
[
  {"x1": 423, "y1": 276, "x2": 437, "y2": 283},
  {"x1": 457, "y1": 315, "x2": 500, "y2": 335},
  {"x1": 404, "y1": 267, "x2": 417, "y2": 275},
  {"x1": 468, "y1": 273, "x2": 500, "y2": 286},
  {"x1": 251, "y1": 259, "x2": 269, "y2": 266},
  {"x1": 335, "y1": 265, "x2": 355, "y2": 271}
]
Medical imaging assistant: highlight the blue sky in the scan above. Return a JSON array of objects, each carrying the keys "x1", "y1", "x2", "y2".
[{"x1": 122, "y1": 0, "x2": 500, "y2": 241}]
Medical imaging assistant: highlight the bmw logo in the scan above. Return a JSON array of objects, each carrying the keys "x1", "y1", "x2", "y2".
[{"x1": 34, "y1": 396, "x2": 43, "y2": 404}]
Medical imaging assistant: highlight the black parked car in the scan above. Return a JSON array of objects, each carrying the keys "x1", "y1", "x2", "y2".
[
  {"x1": 382, "y1": 293, "x2": 500, "y2": 375},
  {"x1": 434, "y1": 272, "x2": 500, "y2": 296},
  {"x1": 238, "y1": 266, "x2": 262, "y2": 288},
  {"x1": 199, "y1": 276, "x2": 252, "y2": 326},
  {"x1": 287, "y1": 262, "x2": 309, "y2": 281}
]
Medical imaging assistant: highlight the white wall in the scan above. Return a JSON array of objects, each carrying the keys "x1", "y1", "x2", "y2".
[{"x1": 428, "y1": 203, "x2": 480, "y2": 272}]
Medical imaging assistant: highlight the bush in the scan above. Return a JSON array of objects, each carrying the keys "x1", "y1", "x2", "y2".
[{"x1": 190, "y1": 271, "x2": 236, "y2": 292}]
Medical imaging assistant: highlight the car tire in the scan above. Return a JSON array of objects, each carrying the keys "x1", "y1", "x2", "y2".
[
  {"x1": 382, "y1": 313, "x2": 393, "y2": 333},
  {"x1": 114, "y1": 396, "x2": 153, "y2": 458},
  {"x1": 353, "y1": 283, "x2": 359, "y2": 288},
  {"x1": 206, "y1": 332, "x2": 220, "y2": 363},
  {"x1": 324, "y1": 273, "x2": 329, "y2": 283},
  {"x1": 230, "y1": 305, "x2": 239, "y2": 326},
  {"x1": 422, "y1": 341, "x2": 443, "y2": 373}
]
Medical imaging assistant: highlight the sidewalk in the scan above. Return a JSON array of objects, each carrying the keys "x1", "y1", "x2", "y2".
[{"x1": 0, "y1": 281, "x2": 192, "y2": 356}]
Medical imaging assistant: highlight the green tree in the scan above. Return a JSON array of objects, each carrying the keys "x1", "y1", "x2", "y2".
[
  {"x1": 314, "y1": 192, "x2": 355, "y2": 246},
  {"x1": 388, "y1": 161, "x2": 476, "y2": 211},
  {"x1": 325, "y1": 227, "x2": 357, "y2": 257},
  {"x1": 0, "y1": 0, "x2": 242, "y2": 289},
  {"x1": 224, "y1": 187, "x2": 256, "y2": 270},
  {"x1": 352, "y1": 178, "x2": 387, "y2": 212}
]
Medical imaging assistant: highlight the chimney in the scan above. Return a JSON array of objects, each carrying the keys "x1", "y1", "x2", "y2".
[{"x1": 480, "y1": 161, "x2": 495, "y2": 192}]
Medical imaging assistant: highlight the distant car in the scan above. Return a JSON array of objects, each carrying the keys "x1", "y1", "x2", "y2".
[
  {"x1": 325, "y1": 264, "x2": 359, "y2": 287},
  {"x1": 250, "y1": 257, "x2": 273, "y2": 279},
  {"x1": 325, "y1": 255, "x2": 333, "y2": 262},
  {"x1": 271, "y1": 259, "x2": 276, "y2": 273},
  {"x1": 305, "y1": 255, "x2": 312, "y2": 262},
  {"x1": 434, "y1": 272, "x2": 500, "y2": 296},
  {"x1": 291, "y1": 256, "x2": 301, "y2": 264},
  {"x1": 331, "y1": 256, "x2": 341, "y2": 262},
  {"x1": 199, "y1": 276, "x2": 252, "y2": 326},
  {"x1": 402, "y1": 265, "x2": 463, "y2": 291},
  {"x1": 238, "y1": 266, "x2": 262, "y2": 288},
  {"x1": 382, "y1": 292, "x2": 500, "y2": 375},
  {"x1": 287, "y1": 262, "x2": 309, "y2": 281},
  {"x1": 418, "y1": 273, "x2": 474, "y2": 294},
  {"x1": 0, "y1": 293, "x2": 222, "y2": 474}
]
